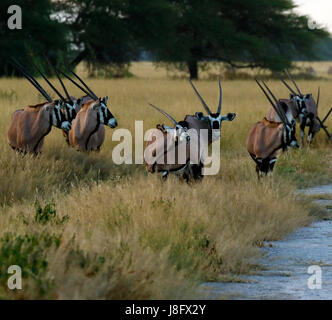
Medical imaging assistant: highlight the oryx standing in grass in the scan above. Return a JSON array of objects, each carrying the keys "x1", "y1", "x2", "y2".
[
  {"x1": 59, "y1": 70, "x2": 118, "y2": 152},
  {"x1": 267, "y1": 70, "x2": 331, "y2": 145},
  {"x1": 182, "y1": 79, "x2": 236, "y2": 178},
  {"x1": 7, "y1": 61, "x2": 71, "y2": 154},
  {"x1": 144, "y1": 104, "x2": 192, "y2": 181},
  {"x1": 247, "y1": 80, "x2": 299, "y2": 179}
]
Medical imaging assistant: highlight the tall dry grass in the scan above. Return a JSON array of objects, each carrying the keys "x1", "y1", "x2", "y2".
[{"x1": 0, "y1": 62, "x2": 331, "y2": 299}]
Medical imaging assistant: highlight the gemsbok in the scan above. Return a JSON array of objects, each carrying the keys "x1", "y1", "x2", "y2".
[
  {"x1": 59, "y1": 70, "x2": 118, "y2": 152},
  {"x1": 247, "y1": 80, "x2": 299, "y2": 179},
  {"x1": 8, "y1": 61, "x2": 71, "y2": 154},
  {"x1": 268, "y1": 70, "x2": 331, "y2": 144},
  {"x1": 181, "y1": 79, "x2": 236, "y2": 178},
  {"x1": 144, "y1": 103, "x2": 192, "y2": 181}
]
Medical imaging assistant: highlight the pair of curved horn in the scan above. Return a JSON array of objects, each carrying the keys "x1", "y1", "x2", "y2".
[
  {"x1": 280, "y1": 70, "x2": 302, "y2": 96},
  {"x1": 189, "y1": 78, "x2": 222, "y2": 115},
  {"x1": 11, "y1": 58, "x2": 53, "y2": 103},
  {"x1": 255, "y1": 79, "x2": 290, "y2": 126},
  {"x1": 148, "y1": 103, "x2": 179, "y2": 127}
]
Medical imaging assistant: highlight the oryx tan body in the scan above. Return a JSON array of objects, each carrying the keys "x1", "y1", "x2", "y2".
[
  {"x1": 144, "y1": 125, "x2": 191, "y2": 174},
  {"x1": 8, "y1": 102, "x2": 57, "y2": 154},
  {"x1": 68, "y1": 99, "x2": 106, "y2": 152},
  {"x1": 246, "y1": 118, "x2": 284, "y2": 160}
]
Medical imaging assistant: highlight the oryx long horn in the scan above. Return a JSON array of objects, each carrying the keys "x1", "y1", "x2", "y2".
[
  {"x1": 70, "y1": 70, "x2": 98, "y2": 100},
  {"x1": 189, "y1": 79, "x2": 212, "y2": 115},
  {"x1": 11, "y1": 59, "x2": 53, "y2": 103},
  {"x1": 32, "y1": 62, "x2": 66, "y2": 102},
  {"x1": 46, "y1": 60, "x2": 72, "y2": 102},
  {"x1": 285, "y1": 69, "x2": 302, "y2": 95},
  {"x1": 322, "y1": 107, "x2": 332, "y2": 124},
  {"x1": 261, "y1": 80, "x2": 289, "y2": 125},
  {"x1": 255, "y1": 79, "x2": 286, "y2": 125},
  {"x1": 278, "y1": 75, "x2": 298, "y2": 96},
  {"x1": 58, "y1": 70, "x2": 97, "y2": 101},
  {"x1": 217, "y1": 77, "x2": 222, "y2": 114},
  {"x1": 148, "y1": 103, "x2": 178, "y2": 126},
  {"x1": 316, "y1": 87, "x2": 320, "y2": 109}
]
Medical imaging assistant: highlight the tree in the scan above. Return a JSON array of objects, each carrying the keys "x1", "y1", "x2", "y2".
[
  {"x1": 146, "y1": 0, "x2": 329, "y2": 79},
  {"x1": 0, "y1": 0, "x2": 70, "y2": 76},
  {"x1": 55, "y1": 0, "x2": 140, "y2": 76}
]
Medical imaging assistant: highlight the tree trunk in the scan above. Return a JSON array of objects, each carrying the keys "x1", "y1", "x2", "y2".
[{"x1": 188, "y1": 60, "x2": 198, "y2": 80}]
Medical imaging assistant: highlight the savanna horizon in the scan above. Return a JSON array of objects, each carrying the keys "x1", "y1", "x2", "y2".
[{"x1": 0, "y1": 62, "x2": 331, "y2": 299}]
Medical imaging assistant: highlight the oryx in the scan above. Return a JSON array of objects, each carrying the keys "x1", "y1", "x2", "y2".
[
  {"x1": 267, "y1": 70, "x2": 331, "y2": 144},
  {"x1": 8, "y1": 60, "x2": 71, "y2": 154},
  {"x1": 181, "y1": 79, "x2": 236, "y2": 178},
  {"x1": 247, "y1": 80, "x2": 299, "y2": 179},
  {"x1": 144, "y1": 103, "x2": 192, "y2": 181},
  {"x1": 59, "y1": 70, "x2": 118, "y2": 152}
]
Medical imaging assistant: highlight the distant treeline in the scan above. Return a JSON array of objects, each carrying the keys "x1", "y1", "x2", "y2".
[{"x1": 0, "y1": 0, "x2": 330, "y2": 79}]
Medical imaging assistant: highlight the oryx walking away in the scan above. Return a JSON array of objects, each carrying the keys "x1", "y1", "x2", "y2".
[
  {"x1": 247, "y1": 80, "x2": 299, "y2": 179},
  {"x1": 144, "y1": 103, "x2": 192, "y2": 181},
  {"x1": 8, "y1": 61, "x2": 71, "y2": 154},
  {"x1": 59, "y1": 71, "x2": 118, "y2": 152}
]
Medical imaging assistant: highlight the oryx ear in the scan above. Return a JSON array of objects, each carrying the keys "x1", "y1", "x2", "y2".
[
  {"x1": 290, "y1": 94, "x2": 295, "y2": 99},
  {"x1": 305, "y1": 94, "x2": 312, "y2": 99},
  {"x1": 195, "y1": 112, "x2": 204, "y2": 119},
  {"x1": 225, "y1": 113, "x2": 236, "y2": 121}
]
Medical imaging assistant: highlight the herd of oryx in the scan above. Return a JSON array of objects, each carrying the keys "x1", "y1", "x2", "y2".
[{"x1": 7, "y1": 60, "x2": 332, "y2": 181}]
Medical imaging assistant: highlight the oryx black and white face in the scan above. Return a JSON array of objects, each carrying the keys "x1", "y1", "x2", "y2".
[
  {"x1": 49, "y1": 102, "x2": 71, "y2": 132},
  {"x1": 93, "y1": 97, "x2": 118, "y2": 128},
  {"x1": 290, "y1": 94, "x2": 313, "y2": 119},
  {"x1": 195, "y1": 112, "x2": 236, "y2": 130},
  {"x1": 189, "y1": 79, "x2": 236, "y2": 141},
  {"x1": 59, "y1": 99, "x2": 78, "y2": 124},
  {"x1": 174, "y1": 124, "x2": 190, "y2": 143},
  {"x1": 284, "y1": 120, "x2": 299, "y2": 149}
]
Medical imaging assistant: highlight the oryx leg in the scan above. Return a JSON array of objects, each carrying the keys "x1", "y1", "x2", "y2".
[
  {"x1": 268, "y1": 157, "x2": 277, "y2": 177},
  {"x1": 256, "y1": 158, "x2": 270, "y2": 180},
  {"x1": 162, "y1": 171, "x2": 169, "y2": 180},
  {"x1": 191, "y1": 162, "x2": 204, "y2": 181},
  {"x1": 300, "y1": 125, "x2": 306, "y2": 147}
]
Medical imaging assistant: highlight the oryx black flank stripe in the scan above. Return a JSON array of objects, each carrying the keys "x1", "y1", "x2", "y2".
[{"x1": 85, "y1": 112, "x2": 101, "y2": 151}]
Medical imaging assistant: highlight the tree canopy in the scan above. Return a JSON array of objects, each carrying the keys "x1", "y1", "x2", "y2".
[{"x1": 0, "y1": 0, "x2": 330, "y2": 78}]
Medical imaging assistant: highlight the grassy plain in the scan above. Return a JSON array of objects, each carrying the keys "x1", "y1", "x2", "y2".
[{"x1": 0, "y1": 62, "x2": 331, "y2": 299}]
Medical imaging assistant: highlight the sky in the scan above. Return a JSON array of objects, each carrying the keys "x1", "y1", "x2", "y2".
[{"x1": 294, "y1": 0, "x2": 332, "y2": 33}]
